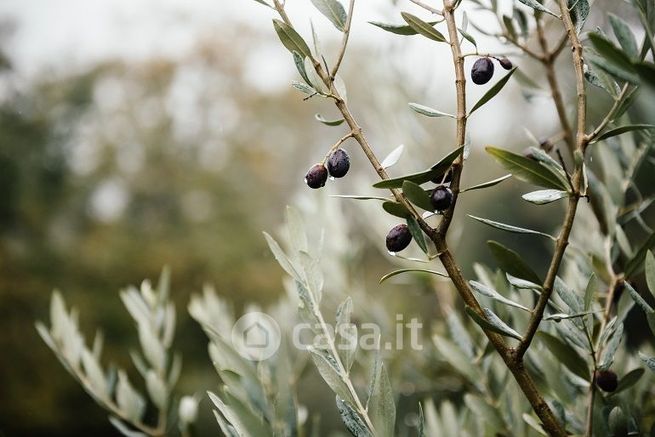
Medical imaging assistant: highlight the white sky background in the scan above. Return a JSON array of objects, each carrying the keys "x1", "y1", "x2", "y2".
[{"x1": 0, "y1": 0, "x2": 559, "y2": 143}]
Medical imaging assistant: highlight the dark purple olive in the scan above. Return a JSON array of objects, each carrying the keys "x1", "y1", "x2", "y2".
[
  {"x1": 498, "y1": 57, "x2": 513, "y2": 70},
  {"x1": 471, "y1": 57, "x2": 495, "y2": 85},
  {"x1": 385, "y1": 224, "x2": 412, "y2": 252},
  {"x1": 327, "y1": 148, "x2": 350, "y2": 178},
  {"x1": 431, "y1": 186, "x2": 453, "y2": 212},
  {"x1": 305, "y1": 163, "x2": 328, "y2": 189},
  {"x1": 595, "y1": 370, "x2": 618, "y2": 392}
]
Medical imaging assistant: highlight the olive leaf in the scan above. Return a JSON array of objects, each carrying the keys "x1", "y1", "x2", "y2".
[
  {"x1": 402, "y1": 180, "x2": 434, "y2": 211},
  {"x1": 569, "y1": 0, "x2": 590, "y2": 34},
  {"x1": 382, "y1": 201, "x2": 412, "y2": 219},
  {"x1": 330, "y1": 195, "x2": 389, "y2": 201},
  {"x1": 516, "y1": 0, "x2": 559, "y2": 18},
  {"x1": 465, "y1": 306, "x2": 523, "y2": 340},
  {"x1": 645, "y1": 251, "x2": 655, "y2": 298},
  {"x1": 592, "y1": 124, "x2": 655, "y2": 143},
  {"x1": 273, "y1": 19, "x2": 312, "y2": 59},
  {"x1": 373, "y1": 146, "x2": 464, "y2": 189},
  {"x1": 379, "y1": 268, "x2": 448, "y2": 284},
  {"x1": 612, "y1": 368, "x2": 645, "y2": 395},
  {"x1": 381, "y1": 144, "x2": 405, "y2": 169},
  {"x1": 408, "y1": 102, "x2": 455, "y2": 118},
  {"x1": 292, "y1": 81, "x2": 317, "y2": 95},
  {"x1": 639, "y1": 352, "x2": 655, "y2": 373},
  {"x1": 486, "y1": 147, "x2": 568, "y2": 190},
  {"x1": 537, "y1": 332, "x2": 590, "y2": 380},
  {"x1": 608, "y1": 13, "x2": 639, "y2": 58},
  {"x1": 469, "y1": 68, "x2": 516, "y2": 114},
  {"x1": 406, "y1": 216, "x2": 429, "y2": 254},
  {"x1": 369, "y1": 20, "x2": 441, "y2": 36},
  {"x1": 469, "y1": 280, "x2": 531, "y2": 312},
  {"x1": 460, "y1": 174, "x2": 512, "y2": 192},
  {"x1": 588, "y1": 33, "x2": 639, "y2": 83},
  {"x1": 625, "y1": 233, "x2": 655, "y2": 278},
  {"x1": 310, "y1": 0, "x2": 347, "y2": 31},
  {"x1": 488, "y1": 240, "x2": 541, "y2": 284},
  {"x1": 315, "y1": 113, "x2": 345, "y2": 126},
  {"x1": 522, "y1": 189, "x2": 569, "y2": 205},
  {"x1": 366, "y1": 352, "x2": 396, "y2": 437},
  {"x1": 468, "y1": 215, "x2": 555, "y2": 240},
  {"x1": 401, "y1": 12, "x2": 447, "y2": 42}
]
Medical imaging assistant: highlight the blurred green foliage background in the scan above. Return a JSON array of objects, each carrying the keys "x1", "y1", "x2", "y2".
[{"x1": 0, "y1": 0, "x2": 653, "y2": 435}]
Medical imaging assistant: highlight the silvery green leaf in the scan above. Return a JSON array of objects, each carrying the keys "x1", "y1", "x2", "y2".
[
  {"x1": 293, "y1": 51, "x2": 313, "y2": 86},
  {"x1": 373, "y1": 146, "x2": 464, "y2": 189},
  {"x1": 612, "y1": 368, "x2": 645, "y2": 395},
  {"x1": 460, "y1": 174, "x2": 512, "y2": 192},
  {"x1": 506, "y1": 273, "x2": 542, "y2": 290},
  {"x1": 251, "y1": 0, "x2": 272, "y2": 7},
  {"x1": 469, "y1": 68, "x2": 516, "y2": 114},
  {"x1": 162, "y1": 303, "x2": 176, "y2": 348},
  {"x1": 487, "y1": 240, "x2": 541, "y2": 284},
  {"x1": 408, "y1": 102, "x2": 455, "y2": 118},
  {"x1": 167, "y1": 353, "x2": 183, "y2": 387},
  {"x1": 379, "y1": 268, "x2": 448, "y2": 283},
  {"x1": 116, "y1": 370, "x2": 146, "y2": 422},
  {"x1": 138, "y1": 323, "x2": 165, "y2": 372},
  {"x1": 522, "y1": 413, "x2": 548, "y2": 436},
  {"x1": 311, "y1": 21, "x2": 321, "y2": 57},
  {"x1": 525, "y1": 147, "x2": 570, "y2": 187},
  {"x1": 296, "y1": 281, "x2": 317, "y2": 313},
  {"x1": 516, "y1": 0, "x2": 559, "y2": 18},
  {"x1": 608, "y1": 13, "x2": 638, "y2": 58},
  {"x1": 625, "y1": 281, "x2": 654, "y2": 313},
  {"x1": 486, "y1": 147, "x2": 567, "y2": 190},
  {"x1": 82, "y1": 349, "x2": 108, "y2": 398},
  {"x1": 337, "y1": 323, "x2": 357, "y2": 373},
  {"x1": 646, "y1": 251, "x2": 655, "y2": 298},
  {"x1": 381, "y1": 144, "x2": 405, "y2": 169},
  {"x1": 273, "y1": 19, "x2": 312, "y2": 59},
  {"x1": 120, "y1": 288, "x2": 150, "y2": 328},
  {"x1": 599, "y1": 322, "x2": 623, "y2": 369},
  {"x1": 286, "y1": 206, "x2": 308, "y2": 253},
  {"x1": 369, "y1": 20, "x2": 440, "y2": 36},
  {"x1": 400, "y1": 12, "x2": 448, "y2": 42},
  {"x1": 570, "y1": 0, "x2": 590, "y2": 33},
  {"x1": 314, "y1": 113, "x2": 345, "y2": 126},
  {"x1": 639, "y1": 352, "x2": 655, "y2": 372},
  {"x1": 469, "y1": 280, "x2": 531, "y2": 312},
  {"x1": 330, "y1": 195, "x2": 389, "y2": 201},
  {"x1": 407, "y1": 216, "x2": 429, "y2": 254},
  {"x1": 465, "y1": 307, "x2": 523, "y2": 340},
  {"x1": 336, "y1": 397, "x2": 373, "y2": 437},
  {"x1": 35, "y1": 322, "x2": 57, "y2": 351},
  {"x1": 263, "y1": 232, "x2": 303, "y2": 282},
  {"x1": 402, "y1": 180, "x2": 434, "y2": 212},
  {"x1": 367, "y1": 353, "x2": 396, "y2": 437},
  {"x1": 543, "y1": 311, "x2": 596, "y2": 321},
  {"x1": 538, "y1": 332, "x2": 589, "y2": 379},
  {"x1": 299, "y1": 252, "x2": 323, "y2": 301},
  {"x1": 208, "y1": 391, "x2": 250, "y2": 437},
  {"x1": 522, "y1": 189, "x2": 569, "y2": 205},
  {"x1": 446, "y1": 312, "x2": 474, "y2": 359},
  {"x1": 554, "y1": 277, "x2": 583, "y2": 313},
  {"x1": 458, "y1": 27, "x2": 477, "y2": 48},
  {"x1": 333, "y1": 74, "x2": 347, "y2": 102},
  {"x1": 146, "y1": 370, "x2": 168, "y2": 409},
  {"x1": 307, "y1": 346, "x2": 353, "y2": 403},
  {"x1": 304, "y1": 57, "x2": 328, "y2": 94},
  {"x1": 310, "y1": 0, "x2": 347, "y2": 31},
  {"x1": 584, "y1": 63, "x2": 619, "y2": 97},
  {"x1": 108, "y1": 417, "x2": 148, "y2": 437},
  {"x1": 468, "y1": 214, "x2": 555, "y2": 239},
  {"x1": 417, "y1": 403, "x2": 425, "y2": 437},
  {"x1": 464, "y1": 394, "x2": 507, "y2": 432},
  {"x1": 433, "y1": 335, "x2": 481, "y2": 383},
  {"x1": 593, "y1": 124, "x2": 655, "y2": 143},
  {"x1": 291, "y1": 81, "x2": 316, "y2": 95},
  {"x1": 336, "y1": 297, "x2": 353, "y2": 327}
]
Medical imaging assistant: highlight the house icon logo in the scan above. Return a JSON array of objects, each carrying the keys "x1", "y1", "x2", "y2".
[{"x1": 231, "y1": 312, "x2": 281, "y2": 361}]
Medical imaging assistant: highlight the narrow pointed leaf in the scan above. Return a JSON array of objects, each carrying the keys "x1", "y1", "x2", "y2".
[
  {"x1": 458, "y1": 27, "x2": 477, "y2": 48},
  {"x1": 639, "y1": 352, "x2": 655, "y2": 372},
  {"x1": 486, "y1": 146, "x2": 568, "y2": 190},
  {"x1": 522, "y1": 189, "x2": 569, "y2": 205},
  {"x1": 381, "y1": 144, "x2": 405, "y2": 169},
  {"x1": 367, "y1": 354, "x2": 396, "y2": 437},
  {"x1": 406, "y1": 216, "x2": 428, "y2": 254},
  {"x1": 291, "y1": 81, "x2": 316, "y2": 95},
  {"x1": 625, "y1": 233, "x2": 655, "y2": 278},
  {"x1": 469, "y1": 68, "x2": 516, "y2": 114},
  {"x1": 469, "y1": 280, "x2": 531, "y2": 311},
  {"x1": 506, "y1": 273, "x2": 542, "y2": 290},
  {"x1": 310, "y1": 0, "x2": 347, "y2": 31},
  {"x1": 592, "y1": 124, "x2": 655, "y2": 143},
  {"x1": 588, "y1": 33, "x2": 639, "y2": 83},
  {"x1": 373, "y1": 146, "x2": 463, "y2": 188},
  {"x1": 369, "y1": 20, "x2": 440, "y2": 36},
  {"x1": 379, "y1": 268, "x2": 448, "y2": 284},
  {"x1": 461, "y1": 174, "x2": 512, "y2": 192},
  {"x1": 331, "y1": 195, "x2": 389, "y2": 201},
  {"x1": 488, "y1": 240, "x2": 541, "y2": 284},
  {"x1": 465, "y1": 306, "x2": 523, "y2": 340},
  {"x1": 645, "y1": 251, "x2": 655, "y2": 298},
  {"x1": 401, "y1": 12, "x2": 447, "y2": 42},
  {"x1": 516, "y1": 0, "x2": 559, "y2": 18},
  {"x1": 315, "y1": 113, "x2": 345, "y2": 126},
  {"x1": 608, "y1": 14, "x2": 638, "y2": 58},
  {"x1": 570, "y1": 0, "x2": 590, "y2": 34},
  {"x1": 382, "y1": 201, "x2": 411, "y2": 219},
  {"x1": 468, "y1": 215, "x2": 555, "y2": 239},
  {"x1": 408, "y1": 102, "x2": 455, "y2": 118},
  {"x1": 537, "y1": 332, "x2": 589, "y2": 379},
  {"x1": 273, "y1": 19, "x2": 312, "y2": 59},
  {"x1": 612, "y1": 368, "x2": 645, "y2": 395},
  {"x1": 403, "y1": 181, "x2": 434, "y2": 211}
]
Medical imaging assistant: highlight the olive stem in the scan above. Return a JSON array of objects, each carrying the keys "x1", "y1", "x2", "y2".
[
  {"x1": 322, "y1": 131, "x2": 355, "y2": 164},
  {"x1": 330, "y1": 0, "x2": 355, "y2": 79},
  {"x1": 408, "y1": 0, "x2": 444, "y2": 16}
]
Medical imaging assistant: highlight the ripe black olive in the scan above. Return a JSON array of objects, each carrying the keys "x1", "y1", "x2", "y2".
[
  {"x1": 327, "y1": 148, "x2": 350, "y2": 178},
  {"x1": 385, "y1": 224, "x2": 413, "y2": 252},
  {"x1": 498, "y1": 57, "x2": 513, "y2": 70},
  {"x1": 471, "y1": 57, "x2": 495, "y2": 85},
  {"x1": 431, "y1": 185, "x2": 453, "y2": 212},
  {"x1": 595, "y1": 370, "x2": 618, "y2": 392},
  {"x1": 305, "y1": 163, "x2": 328, "y2": 189}
]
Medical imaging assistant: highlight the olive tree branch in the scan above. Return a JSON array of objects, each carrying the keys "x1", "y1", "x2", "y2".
[
  {"x1": 409, "y1": 0, "x2": 444, "y2": 16},
  {"x1": 585, "y1": 84, "x2": 631, "y2": 143},
  {"x1": 515, "y1": 0, "x2": 589, "y2": 361},
  {"x1": 330, "y1": 0, "x2": 355, "y2": 78}
]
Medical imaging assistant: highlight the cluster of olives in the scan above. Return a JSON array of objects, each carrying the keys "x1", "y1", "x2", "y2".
[
  {"x1": 385, "y1": 169, "x2": 454, "y2": 253},
  {"x1": 470, "y1": 56, "x2": 513, "y2": 85},
  {"x1": 304, "y1": 148, "x2": 350, "y2": 189}
]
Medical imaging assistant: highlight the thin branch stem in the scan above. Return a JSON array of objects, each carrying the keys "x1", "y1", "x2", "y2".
[
  {"x1": 516, "y1": 0, "x2": 589, "y2": 360},
  {"x1": 322, "y1": 131, "x2": 354, "y2": 163},
  {"x1": 331, "y1": 0, "x2": 355, "y2": 78},
  {"x1": 409, "y1": 0, "x2": 444, "y2": 16},
  {"x1": 586, "y1": 84, "x2": 631, "y2": 143}
]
